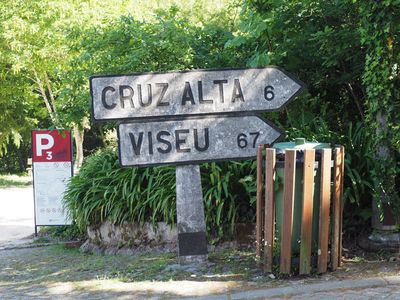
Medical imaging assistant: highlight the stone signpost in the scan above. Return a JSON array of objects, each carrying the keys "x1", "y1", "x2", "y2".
[
  {"x1": 117, "y1": 116, "x2": 282, "y2": 167},
  {"x1": 90, "y1": 67, "x2": 303, "y2": 121},
  {"x1": 90, "y1": 67, "x2": 304, "y2": 263}
]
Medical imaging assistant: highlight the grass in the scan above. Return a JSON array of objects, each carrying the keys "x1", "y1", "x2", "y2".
[
  {"x1": 0, "y1": 174, "x2": 32, "y2": 188},
  {"x1": 109, "y1": 249, "x2": 262, "y2": 282},
  {"x1": 1, "y1": 244, "x2": 399, "y2": 299},
  {"x1": 0, "y1": 245, "x2": 264, "y2": 285},
  {"x1": 0, "y1": 245, "x2": 270, "y2": 298}
]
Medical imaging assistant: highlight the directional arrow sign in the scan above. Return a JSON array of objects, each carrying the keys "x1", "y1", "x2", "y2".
[
  {"x1": 91, "y1": 67, "x2": 304, "y2": 121},
  {"x1": 118, "y1": 116, "x2": 282, "y2": 167}
]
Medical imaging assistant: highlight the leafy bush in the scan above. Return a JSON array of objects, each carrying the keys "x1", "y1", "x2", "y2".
[
  {"x1": 201, "y1": 160, "x2": 255, "y2": 241},
  {"x1": 64, "y1": 147, "x2": 254, "y2": 242},
  {"x1": 38, "y1": 225, "x2": 85, "y2": 242},
  {"x1": 64, "y1": 148, "x2": 175, "y2": 230},
  {"x1": 64, "y1": 118, "x2": 376, "y2": 242}
]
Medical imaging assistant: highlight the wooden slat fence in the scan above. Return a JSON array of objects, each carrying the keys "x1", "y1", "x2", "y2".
[{"x1": 256, "y1": 145, "x2": 345, "y2": 275}]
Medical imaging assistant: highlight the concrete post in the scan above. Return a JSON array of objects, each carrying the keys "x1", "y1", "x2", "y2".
[{"x1": 176, "y1": 164, "x2": 208, "y2": 264}]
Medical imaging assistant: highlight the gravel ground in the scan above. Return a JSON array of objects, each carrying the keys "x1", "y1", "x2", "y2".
[
  {"x1": 1, "y1": 184, "x2": 400, "y2": 299},
  {"x1": 0, "y1": 245, "x2": 399, "y2": 299}
]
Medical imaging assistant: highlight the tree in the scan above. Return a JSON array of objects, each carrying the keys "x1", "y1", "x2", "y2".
[
  {"x1": 226, "y1": 0, "x2": 399, "y2": 225},
  {"x1": 0, "y1": 0, "x2": 236, "y2": 167},
  {"x1": 0, "y1": 1, "x2": 45, "y2": 155},
  {"x1": 358, "y1": 0, "x2": 400, "y2": 223},
  {"x1": 0, "y1": 0, "x2": 131, "y2": 166}
]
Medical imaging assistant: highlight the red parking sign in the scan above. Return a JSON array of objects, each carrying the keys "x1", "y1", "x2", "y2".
[
  {"x1": 32, "y1": 130, "x2": 72, "y2": 162},
  {"x1": 32, "y1": 129, "x2": 73, "y2": 226}
]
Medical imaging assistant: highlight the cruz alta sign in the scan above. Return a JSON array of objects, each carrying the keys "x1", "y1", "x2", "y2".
[
  {"x1": 90, "y1": 67, "x2": 305, "y2": 262},
  {"x1": 91, "y1": 67, "x2": 303, "y2": 121}
]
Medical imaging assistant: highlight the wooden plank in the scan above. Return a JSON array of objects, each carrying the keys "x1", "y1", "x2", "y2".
[
  {"x1": 264, "y1": 148, "x2": 276, "y2": 273},
  {"x1": 318, "y1": 149, "x2": 332, "y2": 273},
  {"x1": 331, "y1": 147, "x2": 343, "y2": 270},
  {"x1": 338, "y1": 146, "x2": 345, "y2": 267},
  {"x1": 256, "y1": 145, "x2": 264, "y2": 260},
  {"x1": 280, "y1": 149, "x2": 296, "y2": 274},
  {"x1": 299, "y1": 149, "x2": 315, "y2": 275}
]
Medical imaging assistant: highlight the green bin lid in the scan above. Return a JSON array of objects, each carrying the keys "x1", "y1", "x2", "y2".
[{"x1": 273, "y1": 138, "x2": 330, "y2": 150}]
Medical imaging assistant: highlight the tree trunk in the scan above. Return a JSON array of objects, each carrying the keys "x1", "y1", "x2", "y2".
[
  {"x1": 73, "y1": 125, "x2": 84, "y2": 171},
  {"x1": 32, "y1": 68, "x2": 59, "y2": 126},
  {"x1": 372, "y1": 111, "x2": 398, "y2": 230}
]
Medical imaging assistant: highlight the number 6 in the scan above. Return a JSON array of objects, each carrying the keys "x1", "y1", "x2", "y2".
[{"x1": 264, "y1": 85, "x2": 274, "y2": 101}]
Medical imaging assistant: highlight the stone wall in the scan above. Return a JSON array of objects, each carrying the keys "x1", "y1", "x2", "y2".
[
  {"x1": 81, "y1": 221, "x2": 178, "y2": 255},
  {"x1": 80, "y1": 221, "x2": 256, "y2": 255}
]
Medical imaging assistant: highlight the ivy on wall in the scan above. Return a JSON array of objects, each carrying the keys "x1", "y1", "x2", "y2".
[{"x1": 359, "y1": 0, "x2": 400, "y2": 211}]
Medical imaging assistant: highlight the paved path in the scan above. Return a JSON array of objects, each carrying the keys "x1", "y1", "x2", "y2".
[
  {"x1": 0, "y1": 187, "x2": 35, "y2": 247},
  {"x1": 200, "y1": 276, "x2": 400, "y2": 299}
]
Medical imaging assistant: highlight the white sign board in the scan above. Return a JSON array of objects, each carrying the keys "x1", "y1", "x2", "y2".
[
  {"x1": 32, "y1": 130, "x2": 72, "y2": 226},
  {"x1": 33, "y1": 162, "x2": 72, "y2": 225}
]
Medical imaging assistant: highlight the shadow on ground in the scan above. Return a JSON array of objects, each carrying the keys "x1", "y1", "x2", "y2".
[
  {"x1": 0, "y1": 245, "x2": 257, "y2": 298},
  {"x1": 0, "y1": 245, "x2": 399, "y2": 299}
]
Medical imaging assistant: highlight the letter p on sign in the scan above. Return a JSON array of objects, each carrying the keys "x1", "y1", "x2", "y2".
[
  {"x1": 32, "y1": 130, "x2": 72, "y2": 163},
  {"x1": 36, "y1": 134, "x2": 55, "y2": 159}
]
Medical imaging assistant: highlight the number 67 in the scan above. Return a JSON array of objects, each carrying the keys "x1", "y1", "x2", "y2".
[{"x1": 237, "y1": 132, "x2": 260, "y2": 148}]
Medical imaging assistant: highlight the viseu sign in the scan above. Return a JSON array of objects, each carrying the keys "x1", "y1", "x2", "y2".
[
  {"x1": 90, "y1": 67, "x2": 304, "y2": 121},
  {"x1": 118, "y1": 116, "x2": 282, "y2": 167}
]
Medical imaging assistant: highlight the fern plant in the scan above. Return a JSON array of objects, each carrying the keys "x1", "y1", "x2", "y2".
[{"x1": 63, "y1": 147, "x2": 254, "y2": 241}]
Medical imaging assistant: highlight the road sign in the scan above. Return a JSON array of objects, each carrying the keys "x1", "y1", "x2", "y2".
[
  {"x1": 118, "y1": 116, "x2": 282, "y2": 167},
  {"x1": 91, "y1": 67, "x2": 304, "y2": 121},
  {"x1": 31, "y1": 130, "x2": 72, "y2": 226},
  {"x1": 90, "y1": 66, "x2": 304, "y2": 263},
  {"x1": 32, "y1": 130, "x2": 72, "y2": 162}
]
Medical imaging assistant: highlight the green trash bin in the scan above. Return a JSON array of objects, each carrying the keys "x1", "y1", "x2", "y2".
[{"x1": 273, "y1": 138, "x2": 331, "y2": 254}]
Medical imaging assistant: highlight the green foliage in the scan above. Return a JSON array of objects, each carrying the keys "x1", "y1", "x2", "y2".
[
  {"x1": 64, "y1": 147, "x2": 176, "y2": 230},
  {"x1": 69, "y1": 6, "x2": 238, "y2": 76},
  {"x1": 63, "y1": 124, "x2": 375, "y2": 240},
  {"x1": 341, "y1": 122, "x2": 375, "y2": 206},
  {"x1": 37, "y1": 225, "x2": 85, "y2": 241},
  {"x1": 227, "y1": 0, "x2": 399, "y2": 222},
  {"x1": 358, "y1": 0, "x2": 400, "y2": 211},
  {"x1": 2, "y1": 0, "x2": 399, "y2": 235},
  {"x1": 0, "y1": 142, "x2": 31, "y2": 174},
  {"x1": 64, "y1": 148, "x2": 254, "y2": 241},
  {"x1": 1, "y1": 0, "x2": 237, "y2": 157},
  {"x1": 201, "y1": 161, "x2": 255, "y2": 240},
  {"x1": 229, "y1": 0, "x2": 366, "y2": 129},
  {"x1": 0, "y1": 174, "x2": 31, "y2": 188}
]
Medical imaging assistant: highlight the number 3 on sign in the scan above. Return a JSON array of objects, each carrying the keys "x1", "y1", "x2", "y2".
[
  {"x1": 237, "y1": 132, "x2": 260, "y2": 148},
  {"x1": 46, "y1": 151, "x2": 53, "y2": 160}
]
